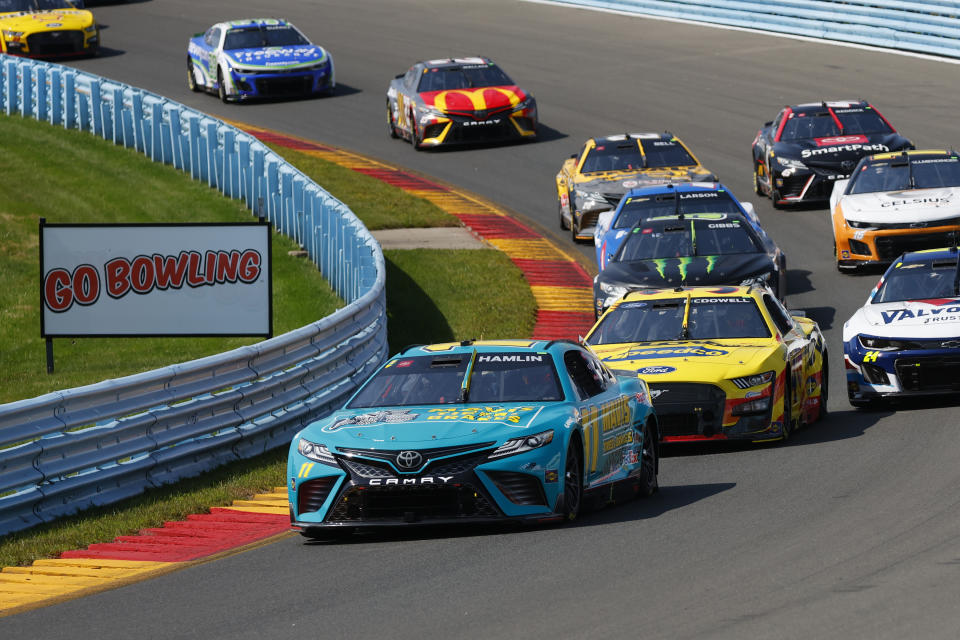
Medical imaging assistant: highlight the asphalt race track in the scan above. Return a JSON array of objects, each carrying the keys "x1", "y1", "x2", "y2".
[{"x1": 5, "y1": 1, "x2": 960, "y2": 638}]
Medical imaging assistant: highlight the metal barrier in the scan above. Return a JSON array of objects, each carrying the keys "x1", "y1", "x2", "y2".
[
  {"x1": 544, "y1": 0, "x2": 960, "y2": 58},
  {"x1": 0, "y1": 55, "x2": 388, "y2": 536}
]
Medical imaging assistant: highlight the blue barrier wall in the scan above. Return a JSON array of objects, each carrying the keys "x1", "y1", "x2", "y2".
[
  {"x1": 543, "y1": 0, "x2": 960, "y2": 58},
  {"x1": 0, "y1": 55, "x2": 388, "y2": 536}
]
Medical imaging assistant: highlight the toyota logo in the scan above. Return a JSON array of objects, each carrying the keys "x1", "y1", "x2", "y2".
[
  {"x1": 942, "y1": 340, "x2": 960, "y2": 349},
  {"x1": 841, "y1": 160, "x2": 855, "y2": 171},
  {"x1": 395, "y1": 450, "x2": 423, "y2": 470}
]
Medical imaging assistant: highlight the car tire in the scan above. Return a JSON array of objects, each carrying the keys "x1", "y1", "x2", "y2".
[
  {"x1": 410, "y1": 113, "x2": 423, "y2": 150},
  {"x1": 561, "y1": 442, "x2": 583, "y2": 521},
  {"x1": 818, "y1": 349, "x2": 829, "y2": 421},
  {"x1": 217, "y1": 68, "x2": 229, "y2": 103},
  {"x1": 637, "y1": 419, "x2": 658, "y2": 498},
  {"x1": 781, "y1": 380, "x2": 792, "y2": 441},
  {"x1": 559, "y1": 199, "x2": 570, "y2": 231},
  {"x1": 571, "y1": 214, "x2": 581, "y2": 243},
  {"x1": 187, "y1": 59, "x2": 200, "y2": 93},
  {"x1": 386, "y1": 101, "x2": 399, "y2": 139},
  {"x1": 753, "y1": 161, "x2": 764, "y2": 196}
]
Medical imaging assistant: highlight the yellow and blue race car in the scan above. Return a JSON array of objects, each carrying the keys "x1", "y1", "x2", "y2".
[
  {"x1": 585, "y1": 286, "x2": 828, "y2": 442},
  {"x1": 0, "y1": 0, "x2": 98, "y2": 58},
  {"x1": 288, "y1": 339, "x2": 658, "y2": 537}
]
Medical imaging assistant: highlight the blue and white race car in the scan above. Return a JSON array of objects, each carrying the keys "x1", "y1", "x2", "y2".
[
  {"x1": 593, "y1": 182, "x2": 779, "y2": 272},
  {"x1": 844, "y1": 247, "x2": 960, "y2": 408},
  {"x1": 186, "y1": 18, "x2": 334, "y2": 102},
  {"x1": 288, "y1": 340, "x2": 658, "y2": 538}
]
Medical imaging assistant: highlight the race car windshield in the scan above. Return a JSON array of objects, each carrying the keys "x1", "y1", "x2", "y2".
[
  {"x1": 616, "y1": 217, "x2": 760, "y2": 261},
  {"x1": 849, "y1": 157, "x2": 960, "y2": 194},
  {"x1": 587, "y1": 297, "x2": 771, "y2": 344},
  {"x1": 639, "y1": 140, "x2": 697, "y2": 168},
  {"x1": 223, "y1": 26, "x2": 309, "y2": 50},
  {"x1": 417, "y1": 65, "x2": 514, "y2": 92},
  {"x1": 0, "y1": 0, "x2": 76, "y2": 9},
  {"x1": 873, "y1": 258, "x2": 960, "y2": 303},
  {"x1": 347, "y1": 352, "x2": 562, "y2": 407},
  {"x1": 614, "y1": 192, "x2": 740, "y2": 229},
  {"x1": 581, "y1": 143, "x2": 646, "y2": 173},
  {"x1": 779, "y1": 109, "x2": 892, "y2": 141}
]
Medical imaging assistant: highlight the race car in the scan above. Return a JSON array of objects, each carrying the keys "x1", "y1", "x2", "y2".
[
  {"x1": 288, "y1": 339, "x2": 658, "y2": 536},
  {"x1": 843, "y1": 247, "x2": 960, "y2": 408},
  {"x1": 187, "y1": 18, "x2": 334, "y2": 103},
  {"x1": 586, "y1": 286, "x2": 828, "y2": 442},
  {"x1": 0, "y1": 0, "x2": 98, "y2": 58},
  {"x1": 385, "y1": 57, "x2": 537, "y2": 150},
  {"x1": 593, "y1": 182, "x2": 778, "y2": 271},
  {"x1": 751, "y1": 100, "x2": 912, "y2": 208},
  {"x1": 830, "y1": 150, "x2": 960, "y2": 271},
  {"x1": 592, "y1": 211, "x2": 786, "y2": 317},
  {"x1": 557, "y1": 133, "x2": 717, "y2": 242}
]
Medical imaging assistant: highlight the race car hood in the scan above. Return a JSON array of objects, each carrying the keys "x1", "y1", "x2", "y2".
[
  {"x1": 418, "y1": 86, "x2": 527, "y2": 114},
  {"x1": 776, "y1": 133, "x2": 904, "y2": 167},
  {"x1": 573, "y1": 168, "x2": 715, "y2": 194},
  {"x1": 0, "y1": 9, "x2": 94, "y2": 31},
  {"x1": 598, "y1": 253, "x2": 774, "y2": 290},
  {"x1": 839, "y1": 188, "x2": 960, "y2": 225},
  {"x1": 592, "y1": 339, "x2": 778, "y2": 381},
  {"x1": 846, "y1": 297, "x2": 960, "y2": 339},
  {"x1": 225, "y1": 45, "x2": 329, "y2": 70},
  {"x1": 300, "y1": 403, "x2": 567, "y2": 446}
]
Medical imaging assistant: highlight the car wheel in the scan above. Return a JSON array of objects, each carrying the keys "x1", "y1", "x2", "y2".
[
  {"x1": 781, "y1": 381, "x2": 792, "y2": 441},
  {"x1": 562, "y1": 442, "x2": 583, "y2": 521},
  {"x1": 770, "y1": 183, "x2": 785, "y2": 210},
  {"x1": 410, "y1": 113, "x2": 423, "y2": 150},
  {"x1": 217, "y1": 68, "x2": 229, "y2": 103},
  {"x1": 637, "y1": 419, "x2": 658, "y2": 498},
  {"x1": 753, "y1": 161, "x2": 763, "y2": 195},
  {"x1": 187, "y1": 59, "x2": 200, "y2": 92},
  {"x1": 571, "y1": 214, "x2": 582, "y2": 243},
  {"x1": 817, "y1": 349, "x2": 829, "y2": 421},
  {"x1": 558, "y1": 199, "x2": 570, "y2": 230},
  {"x1": 386, "y1": 101, "x2": 399, "y2": 139}
]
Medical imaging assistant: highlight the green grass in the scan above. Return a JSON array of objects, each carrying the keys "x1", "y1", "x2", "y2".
[{"x1": 0, "y1": 115, "x2": 536, "y2": 567}]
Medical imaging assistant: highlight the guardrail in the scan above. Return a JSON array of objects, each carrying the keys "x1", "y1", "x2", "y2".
[
  {"x1": 545, "y1": 0, "x2": 960, "y2": 58},
  {"x1": 0, "y1": 55, "x2": 388, "y2": 536}
]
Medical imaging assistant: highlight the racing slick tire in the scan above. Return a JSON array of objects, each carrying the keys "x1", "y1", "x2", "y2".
[
  {"x1": 217, "y1": 68, "x2": 229, "y2": 103},
  {"x1": 818, "y1": 350, "x2": 829, "y2": 420},
  {"x1": 561, "y1": 441, "x2": 583, "y2": 521},
  {"x1": 187, "y1": 59, "x2": 200, "y2": 93},
  {"x1": 781, "y1": 381, "x2": 793, "y2": 441},
  {"x1": 410, "y1": 112, "x2": 424, "y2": 151},
  {"x1": 753, "y1": 161, "x2": 764, "y2": 196},
  {"x1": 638, "y1": 419, "x2": 659, "y2": 498},
  {"x1": 571, "y1": 214, "x2": 581, "y2": 243},
  {"x1": 386, "y1": 101, "x2": 399, "y2": 139},
  {"x1": 559, "y1": 199, "x2": 570, "y2": 231}
]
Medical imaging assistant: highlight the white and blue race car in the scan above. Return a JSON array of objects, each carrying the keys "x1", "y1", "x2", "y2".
[
  {"x1": 187, "y1": 18, "x2": 334, "y2": 102},
  {"x1": 844, "y1": 247, "x2": 960, "y2": 408}
]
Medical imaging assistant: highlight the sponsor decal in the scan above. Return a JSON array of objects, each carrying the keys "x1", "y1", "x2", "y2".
[
  {"x1": 880, "y1": 306, "x2": 960, "y2": 324},
  {"x1": 325, "y1": 409, "x2": 418, "y2": 432},
  {"x1": 367, "y1": 476, "x2": 454, "y2": 486},
  {"x1": 912, "y1": 158, "x2": 959, "y2": 164},
  {"x1": 603, "y1": 430, "x2": 634, "y2": 453},
  {"x1": 652, "y1": 141, "x2": 676, "y2": 146},
  {"x1": 427, "y1": 405, "x2": 539, "y2": 425},
  {"x1": 692, "y1": 297, "x2": 751, "y2": 304},
  {"x1": 476, "y1": 354, "x2": 544, "y2": 362},
  {"x1": 708, "y1": 223, "x2": 739, "y2": 229},
  {"x1": 462, "y1": 118, "x2": 502, "y2": 127},
  {"x1": 863, "y1": 351, "x2": 880, "y2": 363},
  {"x1": 606, "y1": 346, "x2": 729, "y2": 361},
  {"x1": 881, "y1": 198, "x2": 949, "y2": 207},
  {"x1": 637, "y1": 365, "x2": 676, "y2": 374},
  {"x1": 431, "y1": 87, "x2": 521, "y2": 113},
  {"x1": 801, "y1": 143, "x2": 889, "y2": 159},
  {"x1": 679, "y1": 192, "x2": 719, "y2": 199},
  {"x1": 815, "y1": 135, "x2": 868, "y2": 146}
]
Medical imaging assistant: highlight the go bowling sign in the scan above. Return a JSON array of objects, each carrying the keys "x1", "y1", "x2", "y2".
[{"x1": 40, "y1": 222, "x2": 272, "y2": 337}]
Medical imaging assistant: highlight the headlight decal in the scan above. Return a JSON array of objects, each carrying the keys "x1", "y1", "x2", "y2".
[{"x1": 488, "y1": 429, "x2": 555, "y2": 459}]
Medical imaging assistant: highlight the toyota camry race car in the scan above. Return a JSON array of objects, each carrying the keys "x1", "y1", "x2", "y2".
[
  {"x1": 844, "y1": 247, "x2": 960, "y2": 408},
  {"x1": 752, "y1": 100, "x2": 912, "y2": 208},
  {"x1": 592, "y1": 212, "x2": 786, "y2": 317},
  {"x1": 593, "y1": 182, "x2": 777, "y2": 271},
  {"x1": 288, "y1": 340, "x2": 658, "y2": 536},
  {"x1": 830, "y1": 150, "x2": 960, "y2": 270},
  {"x1": 0, "y1": 0, "x2": 98, "y2": 58},
  {"x1": 558, "y1": 133, "x2": 717, "y2": 242},
  {"x1": 187, "y1": 19, "x2": 334, "y2": 102},
  {"x1": 385, "y1": 57, "x2": 537, "y2": 150},
  {"x1": 586, "y1": 286, "x2": 828, "y2": 442}
]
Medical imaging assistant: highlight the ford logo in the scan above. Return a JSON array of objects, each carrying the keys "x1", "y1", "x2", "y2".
[{"x1": 636, "y1": 366, "x2": 676, "y2": 375}]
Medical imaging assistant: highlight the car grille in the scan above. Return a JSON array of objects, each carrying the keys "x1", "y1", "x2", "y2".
[
  {"x1": 326, "y1": 483, "x2": 500, "y2": 522},
  {"x1": 448, "y1": 120, "x2": 514, "y2": 143},
  {"x1": 895, "y1": 356, "x2": 960, "y2": 392},
  {"x1": 254, "y1": 76, "x2": 314, "y2": 96},
  {"x1": 297, "y1": 477, "x2": 338, "y2": 515},
  {"x1": 648, "y1": 383, "x2": 726, "y2": 437},
  {"x1": 857, "y1": 219, "x2": 960, "y2": 230},
  {"x1": 336, "y1": 443, "x2": 495, "y2": 474},
  {"x1": 485, "y1": 471, "x2": 547, "y2": 506},
  {"x1": 27, "y1": 30, "x2": 84, "y2": 55},
  {"x1": 875, "y1": 232, "x2": 958, "y2": 261}
]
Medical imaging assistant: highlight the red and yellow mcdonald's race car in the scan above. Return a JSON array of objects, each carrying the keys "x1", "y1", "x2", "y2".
[
  {"x1": 0, "y1": 0, "x2": 98, "y2": 58},
  {"x1": 584, "y1": 286, "x2": 828, "y2": 442},
  {"x1": 385, "y1": 56, "x2": 537, "y2": 150}
]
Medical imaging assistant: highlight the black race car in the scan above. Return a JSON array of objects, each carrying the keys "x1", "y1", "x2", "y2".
[
  {"x1": 751, "y1": 100, "x2": 912, "y2": 208},
  {"x1": 592, "y1": 212, "x2": 785, "y2": 317}
]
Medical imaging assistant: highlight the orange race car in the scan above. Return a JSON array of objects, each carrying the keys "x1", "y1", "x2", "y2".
[{"x1": 830, "y1": 150, "x2": 960, "y2": 271}]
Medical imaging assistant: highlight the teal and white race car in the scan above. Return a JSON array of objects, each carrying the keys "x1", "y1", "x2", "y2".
[
  {"x1": 288, "y1": 340, "x2": 659, "y2": 538},
  {"x1": 186, "y1": 18, "x2": 334, "y2": 102}
]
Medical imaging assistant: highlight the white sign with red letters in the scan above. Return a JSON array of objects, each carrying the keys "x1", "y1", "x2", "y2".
[{"x1": 40, "y1": 223, "x2": 272, "y2": 337}]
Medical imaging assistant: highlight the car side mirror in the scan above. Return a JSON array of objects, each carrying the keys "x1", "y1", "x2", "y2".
[
  {"x1": 570, "y1": 153, "x2": 577, "y2": 159},
  {"x1": 764, "y1": 121, "x2": 773, "y2": 127},
  {"x1": 395, "y1": 73, "x2": 404, "y2": 79},
  {"x1": 788, "y1": 309, "x2": 807, "y2": 318}
]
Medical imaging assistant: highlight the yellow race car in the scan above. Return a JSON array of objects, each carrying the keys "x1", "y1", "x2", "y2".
[
  {"x1": 556, "y1": 133, "x2": 716, "y2": 242},
  {"x1": 0, "y1": 0, "x2": 98, "y2": 59},
  {"x1": 585, "y1": 285, "x2": 828, "y2": 442}
]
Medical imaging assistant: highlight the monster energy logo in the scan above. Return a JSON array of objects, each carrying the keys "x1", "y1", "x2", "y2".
[{"x1": 650, "y1": 257, "x2": 719, "y2": 280}]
